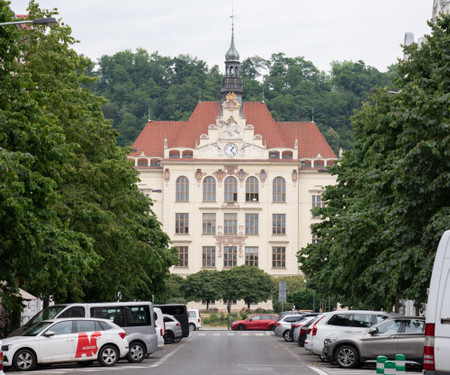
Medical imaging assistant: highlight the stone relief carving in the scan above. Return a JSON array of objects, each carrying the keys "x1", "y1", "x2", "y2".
[{"x1": 214, "y1": 234, "x2": 248, "y2": 258}]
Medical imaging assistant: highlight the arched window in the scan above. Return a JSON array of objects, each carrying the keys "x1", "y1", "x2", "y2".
[
  {"x1": 272, "y1": 177, "x2": 286, "y2": 202},
  {"x1": 176, "y1": 176, "x2": 189, "y2": 201},
  {"x1": 203, "y1": 176, "x2": 216, "y2": 202},
  {"x1": 245, "y1": 176, "x2": 259, "y2": 202},
  {"x1": 224, "y1": 176, "x2": 238, "y2": 202}
]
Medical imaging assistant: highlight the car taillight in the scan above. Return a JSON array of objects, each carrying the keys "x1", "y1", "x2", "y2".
[
  {"x1": 160, "y1": 328, "x2": 163, "y2": 336},
  {"x1": 295, "y1": 323, "x2": 302, "y2": 328},
  {"x1": 306, "y1": 328, "x2": 312, "y2": 334},
  {"x1": 198, "y1": 318, "x2": 200, "y2": 323},
  {"x1": 291, "y1": 324, "x2": 296, "y2": 328},
  {"x1": 300, "y1": 328, "x2": 306, "y2": 335},
  {"x1": 423, "y1": 323, "x2": 435, "y2": 370},
  {"x1": 276, "y1": 322, "x2": 281, "y2": 327},
  {"x1": 176, "y1": 323, "x2": 180, "y2": 326},
  {"x1": 119, "y1": 332, "x2": 126, "y2": 339},
  {"x1": 312, "y1": 315, "x2": 325, "y2": 336},
  {"x1": 0, "y1": 350, "x2": 3, "y2": 371}
]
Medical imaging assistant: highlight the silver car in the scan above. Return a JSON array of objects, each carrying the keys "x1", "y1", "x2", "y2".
[
  {"x1": 163, "y1": 314, "x2": 183, "y2": 344},
  {"x1": 274, "y1": 315, "x2": 306, "y2": 342},
  {"x1": 323, "y1": 316, "x2": 425, "y2": 368}
]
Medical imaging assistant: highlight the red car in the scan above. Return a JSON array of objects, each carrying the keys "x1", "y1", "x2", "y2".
[{"x1": 231, "y1": 314, "x2": 278, "y2": 330}]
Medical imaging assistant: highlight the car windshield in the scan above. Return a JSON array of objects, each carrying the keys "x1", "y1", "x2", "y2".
[
  {"x1": 22, "y1": 321, "x2": 54, "y2": 336},
  {"x1": 24, "y1": 305, "x2": 68, "y2": 327}
]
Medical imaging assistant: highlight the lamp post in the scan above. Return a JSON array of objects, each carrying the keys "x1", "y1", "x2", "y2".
[{"x1": 0, "y1": 17, "x2": 57, "y2": 27}]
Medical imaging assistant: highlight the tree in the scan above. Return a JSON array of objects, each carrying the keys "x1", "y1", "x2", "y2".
[
  {"x1": 221, "y1": 266, "x2": 272, "y2": 309},
  {"x1": 0, "y1": 1, "x2": 98, "y2": 312},
  {"x1": 182, "y1": 270, "x2": 222, "y2": 309},
  {"x1": 299, "y1": 14, "x2": 450, "y2": 310},
  {"x1": 12, "y1": 1, "x2": 177, "y2": 304}
]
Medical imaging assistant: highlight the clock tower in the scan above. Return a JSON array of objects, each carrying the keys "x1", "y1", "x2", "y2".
[{"x1": 221, "y1": 13, "x2": 243, "y2": 115}]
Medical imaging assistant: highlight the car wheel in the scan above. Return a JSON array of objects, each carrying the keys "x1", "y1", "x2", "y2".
[
  {"x1": 13, "y1": 348, "x2": 36, "y2": 371},
  {"x1": 283, "y1": 330, "x2": 293, "y2": 342},
  {"x1": 98, "y1": 345, "x2": 119, "y2": 367},
  {"x1": 127, "y1": 341, "x2": 146, "y2": 363},
  {"x1": 79, "y1": 360, "x2": 94, "y2": 367},
  {"x1": 237, "y1": 324, "x2": 246, "y2": 331},
  {"x1": 189, "y1": 323, "x2": 196, "y2": 331},
  {"x1": 335, "y1": 345, "x2": 359, "y2": 368},
  {"x1": 165, "y1": 330, "x2": 175, "y2": 344}
]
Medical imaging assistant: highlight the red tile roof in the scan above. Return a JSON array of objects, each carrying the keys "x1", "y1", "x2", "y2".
[{"x1": 131, "y1": 101, "x2": 336, "y2": 159}]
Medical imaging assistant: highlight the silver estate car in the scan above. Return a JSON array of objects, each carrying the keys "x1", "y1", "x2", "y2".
[
  {"x1": 163, "y1": 314, "x2": 183, "y2": 344},
  {"x1": 323, "y1": 316, "x2": 425, "y2": 368}
]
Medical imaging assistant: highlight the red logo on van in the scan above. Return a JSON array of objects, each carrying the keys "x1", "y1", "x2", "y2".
[{"x1": 75, "y1": 332, "x2": 102, "y2": 358}]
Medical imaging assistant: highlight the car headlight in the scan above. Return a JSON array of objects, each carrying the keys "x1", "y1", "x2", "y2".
[
  {"x1": 2, "y1": 344, "x2": 11, "y2": 351},
  {"x1": 323, "y1": 337, "x2": 338, "y2": 345}
]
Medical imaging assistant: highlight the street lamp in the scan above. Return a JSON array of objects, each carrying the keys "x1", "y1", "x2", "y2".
[{"x1": 0, "y1": 17, "x2": 58, "y2": 27}]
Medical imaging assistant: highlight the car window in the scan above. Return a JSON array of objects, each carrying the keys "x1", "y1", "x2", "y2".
[
  {"x1": 75, "y1": 320, "x2": 96, "y2": 333},
  {"x1": 126, "y1": 306, "x2": 151, "y2": 326},
  {"x1": 376, "y1": 314, "x2": 389, "y2": 324},
  {"x1": 250, "y1": 316, "x2": 261, "y2": 320},
  {"x1": 26, "y1": 305, "x2": 68, "y2": 326},
  {"x1": 328, "y1": 314, "x2": 351, "y2": 326},
  {"x1": 377, "y1": 320, "x2": 401, "y2": 334},
  {"x1": 262, "y1": 315, "x2": 275, "y2": 320},
  {"x1": 164, "y1": 316, "x2": 174, "y2": 323},
  {"x1": 50, "y1": 321, "x2": 74, "y2": 335},
  {"x1": 23, "y1": 321, "x2": 53, "y2": 336},
  {"x1": 351, "y1": 314, "x2": 373, "y2": 327},
  {"x1": 285, "y1": 316, "x2": 301, "y2": 322},
  {"x1": 403, "y1": 319, "x2": 425, "y2": 333},
  {"x1": 91, "y1": 307, "x2": 125, "y2": 326},
  {"x1": 60, "y1": 306, "x2": 85, "y2": 318},
  {"x1": 97, "y1": 321, "x2": 113, "y2": 330}
]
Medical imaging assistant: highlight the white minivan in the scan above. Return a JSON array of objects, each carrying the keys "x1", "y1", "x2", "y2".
[{"x1": 424, "y1": 229, "x2": 450, "y2": 374}]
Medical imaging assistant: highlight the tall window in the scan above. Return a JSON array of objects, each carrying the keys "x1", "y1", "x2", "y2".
[
  {"x1": 175, "y1": 213, "x2": 189, "y2": 234},
  {"x1": 245, "y1": 213, "x2": 259, "y2": 235},
  {"x1": 273, "y1": 177, "x2": 286, "y2": 202},
  {"x1": 312, "y1": 194, "x2": 325, "y2": 217},
  {"x1": 176, "y1": 176, "x2": 189, "y2": 201},
  {"x1": 224, "y1": 176, "x2": 238, "y2": 202},
  {"x1": 202, "y1": 246, "x2": 216, "y2": 267},
  {"x1": 272, "y1": 247, "x2": 286, "y2": 268},
  {"x1": 224, "y1": 213, "x2": 237, "y2": 235},
  {"x1": 312, "y1": 234, "x2": 321, "y2": 245},
  {"x1": 177, "y1": 246, "x2": 188, "y2": 267},
  {"x1": 223, "y1": 246, "x2": 237, "y2": 267},
  {"x1": 272, "y1": 214, "x2": 286, "y2": 235},
  {"x1": 203, "y1": 176, "x2": 216, "y2": 201},
  {"x1": 202, "y1": 213, "x2": 216, "y2": 234},
  {"x1": 245, "y1": 176, "x2": 259, "y2": 202},
  {"x1": 245, "y1": 247, "x2": 259, "y2": 266}
]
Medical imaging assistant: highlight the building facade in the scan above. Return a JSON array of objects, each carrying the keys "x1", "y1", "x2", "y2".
[{"x1": 128, "y1": 30, "x2": 338, "y2": 309}]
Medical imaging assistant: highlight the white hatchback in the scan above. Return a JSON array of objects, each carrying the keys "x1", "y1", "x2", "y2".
[
  {"x1": 2, "y1": 318, "x2": 129, "y2": 371},
  {"x1": 188, "y1": 309, "x2": 202, "y2": 331}
]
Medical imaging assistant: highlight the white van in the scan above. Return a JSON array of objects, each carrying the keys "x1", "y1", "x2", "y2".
[
  {"x1": 9, "y1": 302, "x2": 158, "y2": 364},
  {"x1": 188, "y1": 309, "x2": 202, "y2": 331},
  {"x1": 154, "y1": 307, "x2": 165, "y2": 348},
  {"x1": 424, "y1": 229, "x2": 450, "y2": 374}
]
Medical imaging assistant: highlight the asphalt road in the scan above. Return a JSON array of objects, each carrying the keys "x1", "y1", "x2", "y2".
[{"x1": 4, "y1": 331, "x2": 423, "y2": 375}]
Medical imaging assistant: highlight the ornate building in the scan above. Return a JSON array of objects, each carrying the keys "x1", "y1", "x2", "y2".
[{"x1": 128, "y1": 28, "x2": 338, "y2": 309}]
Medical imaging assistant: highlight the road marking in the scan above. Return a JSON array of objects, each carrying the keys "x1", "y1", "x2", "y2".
[
  {"x1": 308, "y1": 367, "x2": 329, "y2": 375},
  {"x1": 148, "y1": 342, "x2": 184, "y2": 368}
]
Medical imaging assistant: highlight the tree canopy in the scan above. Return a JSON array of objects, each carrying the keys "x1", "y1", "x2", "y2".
[
  {"x1": 299, "y1": 14, "x2": 450, "y2": 311},
  {"x1": 0, "y1": 0, "x2": 177, "y2": 313}
]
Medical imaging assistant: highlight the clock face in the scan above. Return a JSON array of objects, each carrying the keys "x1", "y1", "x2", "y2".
[{"x1": 224, "y1": 143, "x2": 238, "y2": 157}]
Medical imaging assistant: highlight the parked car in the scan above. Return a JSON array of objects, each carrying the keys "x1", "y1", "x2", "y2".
[
  {"x1": 231, "y1": 314, "x2": 278, "y2": 331},
  {"x1": 305, "y1": 310, "x2": 389, "y2": 358},
  {"x1": 9, "y1": 301, "x2": 158, "y2": 363},
  {"x1": 163, "y1": 314, "x2": 183, "y2": 344},
  {"x1": 274, "y1": 314, "x2": 307, "y2": 341},
  {"x1": 188, "y1": 309, "x2": 202, "y2": 331},
  {"x1": 290, "y1": 315, "x2": 318, "y2": 343},
  {"x1": 424, "y1": 229, "x2": 450, "y2": 375},
  {"x1": 154, "y1": 307, "x2": 165, "y2": 348},
  {"x1": 296, "y1": 318, "x2": 316, "y2": 347},
  {"x1": 323, "y1": 316, "x2": 425, "y2": 368},
  {"x1": 1, "y1": 318, "x2": 128, "y2": 371},
  {"x1": 155, "y1": 304, "x2": 189, "y2": 338}
]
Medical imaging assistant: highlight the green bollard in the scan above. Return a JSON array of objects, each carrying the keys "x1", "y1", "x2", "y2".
[
  {"x1": 384, "y1": 361, "x2": 396, "y2": 375},
  {"x1": 376, "y1": 355, "x2": 388, "y2": 374},
  {"x1": 395, "y1": 354, "x2": 406, "y2": 375}
]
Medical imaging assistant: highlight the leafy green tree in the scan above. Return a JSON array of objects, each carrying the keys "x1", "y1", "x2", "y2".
[
  {"x1": 299, "y1": 14, "x2": 450, "y2": 310},
  {"x1": 182, "y1": 270, "x2": 222, "y2": 309},
  {"x1": 221, "y1": 266, "x2": 272, "y2": 309},
  {"x1": 0, "y1": 1, "x2": 98, "y2": 312},
  {"x1": 15, "y1": 1, "x2": 177, "y2": 303}
]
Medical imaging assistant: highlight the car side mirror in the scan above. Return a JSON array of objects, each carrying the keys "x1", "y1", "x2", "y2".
[
  {"x1": 248, "y1": 318, "x2": 253, "y2": 321},
  {"x1": 44, "y1": 331, "x2": 55, "y2": 337},
  {"x1": 368, "y1": 327, "x2": 378, "y2": 335}
]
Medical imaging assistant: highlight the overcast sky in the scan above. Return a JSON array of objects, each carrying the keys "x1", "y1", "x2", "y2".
[{"x1": 11, "y1": 0, "x2": 433, "y2": 73}]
